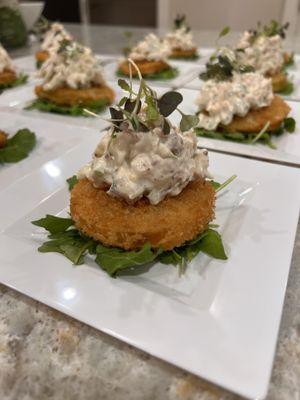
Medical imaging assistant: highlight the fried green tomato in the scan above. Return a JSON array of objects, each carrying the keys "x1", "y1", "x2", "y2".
[
  {"x1": 0, "y1": 130, "x2": 8, "y2": 148},
  {"x1": 118, "y1": 59, "x2": 171, "y2": 77},
  {"x1": 221, "y1": 95, "x2": 291, "y2": 133},
  {"x1": 170, "y1": 47, "x2": 197, "y2": 58},
  {"x1": 0, "y1": 69, "x2": 17, "y2": 86},
  {"x1": 35, "y1": 50, "x2": 49, "y2": 64},
  {"x1": 35, "y1": 84, "x2": 115, "y2": 107},
  {"x1": 70, "y1": 178, "x2": 215, "y2": 251}
]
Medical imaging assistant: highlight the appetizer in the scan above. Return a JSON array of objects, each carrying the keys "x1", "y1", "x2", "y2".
[
  {"x1": 0, "y1": 43, "x2": 27, "y2": 91},
  {"x1": 35, "y1": 22, "x2": 72, "y2": 68},
  {"x1": 118, "y1": 34, "x2": 178, "y2": 80},
  {"x1": 0, "y1": 129, "x2": 36, "y2": 163},
  {"x1": 33, "y1": 61, "x2": 229, "y2": 277},
  {"x1": 27, "y1": 40, "x2": 115, "y2": 116},
  {"x1": 235, "y1": 20, "x2": 293, "y2": 94},
  {"x1": 164, "y1": 15, "x2": 198, "y2": 60},
  {"x1": 196, "y1": 53, "x2": 295, "y2": 148}
]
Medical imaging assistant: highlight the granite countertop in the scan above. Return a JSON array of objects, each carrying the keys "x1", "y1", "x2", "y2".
[{"x1": 2, "y1": 24, "x2": 300, "y2": 400}]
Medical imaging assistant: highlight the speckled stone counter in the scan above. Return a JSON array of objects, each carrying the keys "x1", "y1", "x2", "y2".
[{"x1": 2, "y1": 24, "x2": 300, "y2": 399}]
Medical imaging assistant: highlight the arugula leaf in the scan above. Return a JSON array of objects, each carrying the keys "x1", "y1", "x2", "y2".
[
  {"x1": 0, "y1": 74, "x2": 28, "y2": 90},
  {"x1": 25, "y1": 98, "x2": 109, "y2": 116},
  {"x1": 283, "y1": 117, "x2": 296, "y2": 133},
  {"x1": 95, "y1": 243, "x2": 159, "y2": 277},
  {"x1": 117, "y1": 67, "x2": 179, "y2": 81},
  {"x1": 67, "y1": 175, "x2": 78, "y2": 191},
  {"x1": 33, "y1": 214, "x2": 228, "y2": 277},
  {"x1": 32, "y1": 215, "x2": 73, "y2": 234},
  {"x1": 275, "y1": 79, "x2": 294, "y2": 95},
  {"x1": 0, "y1": 129, "x2": 36, "y2": 164},
  {"x1": 158, "y1": 91, "x2": 183, "y2": 117}
]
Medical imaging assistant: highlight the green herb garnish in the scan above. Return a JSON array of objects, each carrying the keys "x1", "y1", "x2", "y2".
[
  {"x1": 0, "y1": 128, "x2": 36, "y2": 163},
  {"x1": 200, "y1": 55, "x2": 254, "y2": 82},
  {"x1": 67, "y1": 175, "x2": 78, "y2": 191},
  {"x1": 0, "y1": 74, "x2": 28, "y2": 90},
  {"x1": 249, "y1": 20, "x2": 290, "y2": 41},
  {"x1": 25, "y1": 98, "x2": 109, "y2": 116},
  {"x1": 284, "y1": 52, "x2": 294, "y2": 68},
  {"x1": 117, "y1": 67, "x2": 179, "y2": 81}
]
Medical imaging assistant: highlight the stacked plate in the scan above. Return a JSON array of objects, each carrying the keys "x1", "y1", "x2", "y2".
[{"x1": 0, "y1": 49, "x2": 300, "y2": 400}]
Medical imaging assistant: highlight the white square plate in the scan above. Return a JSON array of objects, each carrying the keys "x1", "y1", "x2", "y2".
[
  {"x1": 0, "y1": 137, "x2": 299, "y2": 400},
  {"x1": 0, "y1": 111, "x2": 101, "y2": 191},
  {"x1": 171, "y1": 88, "x2": 300, "y2": 166}
]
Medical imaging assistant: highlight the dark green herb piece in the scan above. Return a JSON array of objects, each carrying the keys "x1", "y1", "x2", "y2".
[
  {"x1": 0, "y1": 74, "x2": 28, "y2": 90},
  {"x1": 67, "y1": 175, "x2": 78, "y2": 191},
  {"x1": 283, "y1": 117, "x2": 296, "y2": 132},
  {"x1": 0, "y1": 128, "x2": 36, "y2": 164},
  {"x1": 158, "y1": 91, "x2": 183, "y2": 117},
  {"x1": 218, "y1": 26, "x2": 230, "y2": 40},
  {"x1": 25, "y1": 98, "x2": 109, "y2": 116},
  {"x1": 249, "y1": 20, "x2": 289, "y2": 40},
  {"x1": 200, "y1": 55, "x2": 254, "y2": 82}
]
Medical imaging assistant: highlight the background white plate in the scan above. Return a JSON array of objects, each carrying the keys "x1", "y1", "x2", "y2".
[
  {"x1": 0, "y1": 111, "x2": 101, "y2": 191},
  {"x1": 0, "y1": 139, "x2": 299, "y2": 400},
  {"x1": 170, "y1": 88, "x2": 300, "y2": 166}
]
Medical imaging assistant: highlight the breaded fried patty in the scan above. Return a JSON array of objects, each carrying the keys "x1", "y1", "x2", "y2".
[
  {"x1": 0, "y1": 69, "x2": 17, "y2": 86},
  {"x1": 35, "y1": 50, "x2": 49, "y2": 63},
  {"x1": 118, "y1": 59, "x2": 170, "y2": 76},
  {"x1": 35, "y1": 85, "x2": 115, "y2": 107},
  {"x1": 0, "y1": 130, "x2": 8, "y2": 148},
  {"x1": 70, "y1": 178, "x2": 215, "y2": 251},
  {"x1": 170, "y1": 47, "x2": 197, "y2": 58},
  {"x1": 270, "y1": 71, "x2": 288, "y2": 92},
  {"x1": 222, "y1": 95, "x2": 291, "y2": 133}
]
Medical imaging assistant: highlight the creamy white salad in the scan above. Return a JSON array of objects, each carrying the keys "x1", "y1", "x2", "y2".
[
  {"x1": 37, "y1": 42, "x2": 106, "y2": 91},
  {"x1": 235, "y1": 31, "x2": 284, "y2": 75},
  {"x1": 0, "y1": 43, "x2": 14, "y2": 74},
  {"x1": 164, "y1": 26, "x2": 196, "y2": 51},
  {"x1": 129, "y1": 33, "x2": 170, "y2": 61},
  {"x1": 196, "y1": 72, "x2": 274, "y2": 130},
  {"x1": 41, "y1": 23, "x2": 72, "y2": 54},
  {"x1": 78, "y1": 125, "x2": 210, "y2": 205}
]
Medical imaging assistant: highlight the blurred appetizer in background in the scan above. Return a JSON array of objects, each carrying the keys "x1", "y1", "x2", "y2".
[
  {"x1": 33, "y1": 61, "x2": 230, "y2": 277},
  {"x1": 235, "y1": 20, "x2": 293, "y2": 94},
  {"x1": 35, "y1": 22, "x2": 73, "y2": 68},
  {"x1": 27, "y1": 40, "x2": 115, "y2": 116},
  {"x1": 118, "y1": 34, "x2": 178, "y2": 80},
  {"x1": 0, "y1": 43, "x2": 27, "y2": 91},
  {"x1": 164, "y1": 15, "x2": 198, "y2": 60},
  {"x1": 0, "y1": 128, "x2": 36, "y2": 164},
  {"x1": 196, "y1": 52, "x2": 295, "y2": 148}
]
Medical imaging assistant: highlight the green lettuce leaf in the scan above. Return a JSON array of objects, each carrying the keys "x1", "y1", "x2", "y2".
[{"x1": 0, "y1": 128, "x2": 36, "y2": 163}]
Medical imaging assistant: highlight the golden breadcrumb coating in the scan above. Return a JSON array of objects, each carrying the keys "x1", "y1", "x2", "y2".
[
  {"x1": 35, "y1": 50, "x2": 49, "y2": 63},
  {"x1": 0, "y1": 130, "x2": 8, "y2": 148},
  {"x1": 222, "y1": 95, "x2": 291, "y2": 133},
  {"x1": 70, "y1": 178, "x2": 215, "y2": 251},
  {"x1": 170, "y1": 47, "x2": 197, "y2": 58},
  {"x1": 35, "y1": 84, "x2": 115, "y2": 107},
  {"x1": 0, "y1": 69, "x2": 17, "y2": 85},
  {"x1": 118, "y1": 59, "x2": 170, "y2": 76}
]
